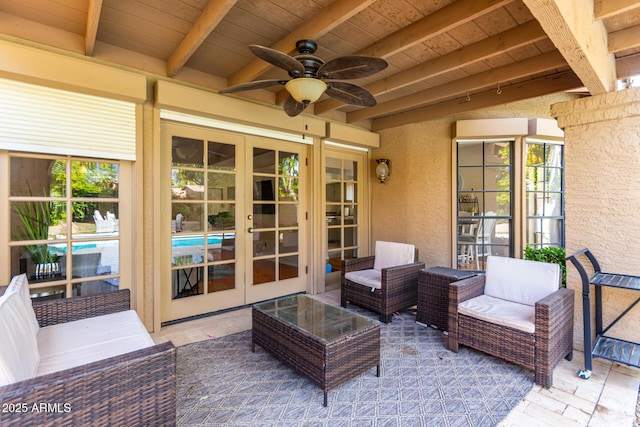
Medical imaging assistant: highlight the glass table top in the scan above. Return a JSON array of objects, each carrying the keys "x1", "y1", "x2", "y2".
[{"x1": 253, "y1": 294, "x2": 379, "y2": 343}]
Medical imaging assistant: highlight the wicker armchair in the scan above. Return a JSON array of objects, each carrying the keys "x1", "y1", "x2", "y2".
[
  {"x1": 0, "y1": 289, "x2": 176, "y2": 427},
  {"x1": 341, "y1": 241, "x2": 425, "y2": 323},
  {"x1": 447, "y1": 256, "x2": 574, "y2": 388}
]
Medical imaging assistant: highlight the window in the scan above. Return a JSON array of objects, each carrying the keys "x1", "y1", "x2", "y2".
[
  {"x1": 456, "y1": 140, "x2": 513, "y2": 270},
  {"x1": 525, "y1": 140, "x2": 564, "y2": 248},
  {"x1": 8, "y1": 154, "x2": 121, "y2": 300}
]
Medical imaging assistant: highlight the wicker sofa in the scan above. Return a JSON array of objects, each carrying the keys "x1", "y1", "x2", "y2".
[
  {"x1": 0, "y1": 276, "x2": 175, "y2": 427},
  {"x1": 447, "y1": 256, "x2": 574, "y2": 388},
  {"x1": 341, "y1": 241, "x2": 425, "y2": 323}
]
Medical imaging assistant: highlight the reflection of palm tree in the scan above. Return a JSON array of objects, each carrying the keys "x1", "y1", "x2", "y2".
[
  {"x1": 279, "y1": 154, "x2": 298, "y2": 201},
  {"x1": 14, "y1": 188, "x2": 59, "y2": 265}
]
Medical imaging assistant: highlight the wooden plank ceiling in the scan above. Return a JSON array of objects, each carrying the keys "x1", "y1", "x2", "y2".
[{"x1": 0, "y1": 0, "x2": 638, "y2": 130}]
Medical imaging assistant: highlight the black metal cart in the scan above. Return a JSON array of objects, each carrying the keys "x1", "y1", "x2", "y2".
[{"x1": 567, "y1": 248, "x2": 640, "y2": 379}]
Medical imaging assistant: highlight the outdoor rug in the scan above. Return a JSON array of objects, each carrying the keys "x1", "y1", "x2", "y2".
[{"x1": 175, "y1": 310, "x2": 534, "y2": 426}]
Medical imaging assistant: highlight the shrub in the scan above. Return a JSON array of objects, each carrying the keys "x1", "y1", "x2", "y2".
[{"x1": 524, "y1": 246, "x2": 566, "y2": 288}]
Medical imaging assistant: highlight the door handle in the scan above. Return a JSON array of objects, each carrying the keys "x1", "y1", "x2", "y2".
[{"x1": 248, "y1": 227, "x2": 254, "y2": 233}]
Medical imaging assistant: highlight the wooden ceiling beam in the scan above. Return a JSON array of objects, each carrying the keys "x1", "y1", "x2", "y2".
[
  {"x1": 348, "y1": 50, "x2": 567, "y2": 122},
  {"x1": 227, "y1": 0, "x2": 376, "y2": 87},
  {"x1": 167, "y1": 0, "x2": 238, "y2": 77},
  {"x1": 371, "y1": 72, "x2": 583, "y2": 131},
  {"x1": 522, "y1": 0, "x2": 616, "y2": 94},
  {"x1": 85, "y1": 0, "x2": 103, "y2": 56},
  {"x1": 617, "y1": 53, "x2": 640, "y2": 79},
  {"x1": 357, "y1": 0, "x2": 513, "y2": 58},
  {"x1": 609, "y1": 25, "x2": 640, "y2": 53},
  {"x1": 594, "y1": 0, "x2": 640, "y2": 20},
  {"x1": 314, "y1": 20, "x2": 547, "y2": 115}
]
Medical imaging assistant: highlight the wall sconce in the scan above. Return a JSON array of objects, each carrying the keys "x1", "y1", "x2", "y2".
[{"x1": 376, "y1": 159, "x2": 391, "y2": 183}]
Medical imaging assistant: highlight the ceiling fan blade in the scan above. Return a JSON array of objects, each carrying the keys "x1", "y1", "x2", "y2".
[
  {"x1": 317, "y1": 56, "x2": 388, "y2": 80},
  {"x1": 283, "y1": 95, "x2": 308, "y2": 117},
  {"x1": 325, "y1": 82, "x2": 377, "y2": 106},
  {"x1": 250, "y1": 45, "x2": 305, "y2": 76},
  {"x1": 219, "y1": 79, "x2": 287, "y2": 94}
]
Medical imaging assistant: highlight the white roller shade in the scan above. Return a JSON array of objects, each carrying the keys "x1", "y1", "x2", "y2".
[{"x1": 0, "y1": 78, "x2": 136, "y2": 160}]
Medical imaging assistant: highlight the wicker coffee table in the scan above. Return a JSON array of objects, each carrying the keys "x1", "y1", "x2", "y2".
[{"x1": 252, "y1": 294, "x2": 381, "y2": 406}]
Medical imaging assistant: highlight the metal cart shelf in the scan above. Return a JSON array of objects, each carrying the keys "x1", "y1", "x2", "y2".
[{"x1": 567, "y1": 248, "x2": 640, "y2": 379}]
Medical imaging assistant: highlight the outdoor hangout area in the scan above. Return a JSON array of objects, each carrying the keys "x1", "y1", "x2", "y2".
[
  {"x1": 2, "y1": 0, "x2": 640, "y2": 426},
  {"x1": 3, "y1": 249, "x2": 640, "y2": 425}
]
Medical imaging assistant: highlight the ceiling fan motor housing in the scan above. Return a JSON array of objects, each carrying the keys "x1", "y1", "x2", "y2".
[{"x1": 292, "y1": 40, "x2": 325, "y2": 78}]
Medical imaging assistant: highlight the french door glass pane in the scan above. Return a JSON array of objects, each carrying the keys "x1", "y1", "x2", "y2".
[
  {"x1": 207, "y1": 203, "x2": 235, "y2": 230},
  {"x1": 253, "y1": 231, "x2": 275, "y2": 257},
  {"x1": 325, "y1": 158, "x2": 341, "y2": 179},
  {"x1": 279, "y1": 230, "x2": 299, "y2": 253},
  {"x1": 253, "y1": 148, "x2": 275, "y2": 173},
  {"x1": 207, "y1": 141, "x2": 235, "y2": 170},
  {"x1": 279, "y1": 256, "x2": 298, "y2": 280},
  {"x1": 172, "y1": 137, "x2": 204, "y2": 167},
  {"x1": 344, "y1": 183, "x2": 357, "y2": 202},
  {"x1": 326, "y1": 183, "x2": 341, "y2": 203},
  {"x1": 344, "y1": 160, "x2": 356, "y2": 180},
  {"x1": 327, "y1": 228, "x2": 341, "y2": 249},
  {"x1": 207, "y1": 263, "x2": 235, "y2": 292},
  {"x1": 254, "y1": 259, "x2": 276, "y2": 285},
  {"x1": 172, "y1": 170, "x2": 204, "y2": 199},
  {"x1": 279, "y1": 204, "x2": 298, "y2": 227},
  {"x1": 253, "y1": 204, "x2": 275, "y2": 228},
  {"x1": 279, "y1": 178, "x2": 298, "y2": 201}
]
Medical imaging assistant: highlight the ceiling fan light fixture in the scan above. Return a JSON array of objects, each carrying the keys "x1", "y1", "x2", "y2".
[{"x1": 285, "y1": 78, "x2": 327, "y2": 104}]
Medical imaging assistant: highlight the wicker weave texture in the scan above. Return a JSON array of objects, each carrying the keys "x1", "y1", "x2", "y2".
[
  {"x1": 417, "y1": 268, "x2": 476, "y2": 330},
  {"x1": 0, "y1": 289, "x2": 176, "y2": 426},
  {"x1": 341, "y1": 250, "x2": 424, "y2": 323},
  {"x1": 33, "y1": 289, "x2": 131, "y2": 327},
  {"x1": 252, "y1": 306, "x2": 380, "y2": 406},
  {"x1": 447, "y1": 274, "x2": 574, "y2": 388}
]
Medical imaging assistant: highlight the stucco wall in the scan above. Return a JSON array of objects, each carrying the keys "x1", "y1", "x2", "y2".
[
  {"x1": 372, "y1": 92, "x2": 577, "y2": 268},
  {"x1": 552, "y1": 87, "x2": 640, "y2": 350}
]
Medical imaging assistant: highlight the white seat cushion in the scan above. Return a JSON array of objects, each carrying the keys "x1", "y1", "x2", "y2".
[
  {"x1": 7, "y1": 274, "x2": 40, "y2": 335},
  {"x1": 36, "y1": 310, "x2": 155, "y2": 377},
  {"x1": 0, "y1": 291, "x2": 40, "y2": 385},
  {"x1": 373, "y1": 241, "x2": 415, "y2": 271},
  {"x1": 484, "y1": 256, "x2": 560, "y2": 306},
  {"x1": 458, "y1": 294, "x2": 535, "y2": 334},
  {"x1": 345, "y1": 269, "x2": 382, "y2": 289}
]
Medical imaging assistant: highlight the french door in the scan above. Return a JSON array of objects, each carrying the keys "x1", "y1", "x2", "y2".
[{"x1": 161, "y1": 122, "x2": 308, "y2": 323}]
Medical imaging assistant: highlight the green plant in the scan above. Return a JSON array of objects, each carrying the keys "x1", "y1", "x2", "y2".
[
  {"x1": 524, "y1": 245, "x2": 566, "y2": 287},
  {"x1": 13, "y1": 195, "x2": 59, "y2": 265}
]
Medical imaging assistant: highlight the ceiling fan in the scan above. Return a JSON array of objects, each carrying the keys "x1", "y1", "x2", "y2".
[{"x1": 218, "y1": 40, "x2": 388, "y2": 117}]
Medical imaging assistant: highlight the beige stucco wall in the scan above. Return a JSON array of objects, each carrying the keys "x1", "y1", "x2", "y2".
[
  {"x1": 552, "y1": 87, "x2": 640, "y2": 350},
  {"x1": 372, "y1": 92, "x2": 578, "y2": 268}
]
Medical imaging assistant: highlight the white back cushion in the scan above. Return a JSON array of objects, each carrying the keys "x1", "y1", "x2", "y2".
[
  {"x1": 7, "y1": 274, "x2": 39, "y2": 334},
  {"x1": 373, "y1": 241, "x2": 415, "y2": 271},
  {"x1": 0, "y1": 291, "x2": 40, "y2": 385},
  {"x1": 484, "y1": 256, "x2": 560, "y2": 306}
]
